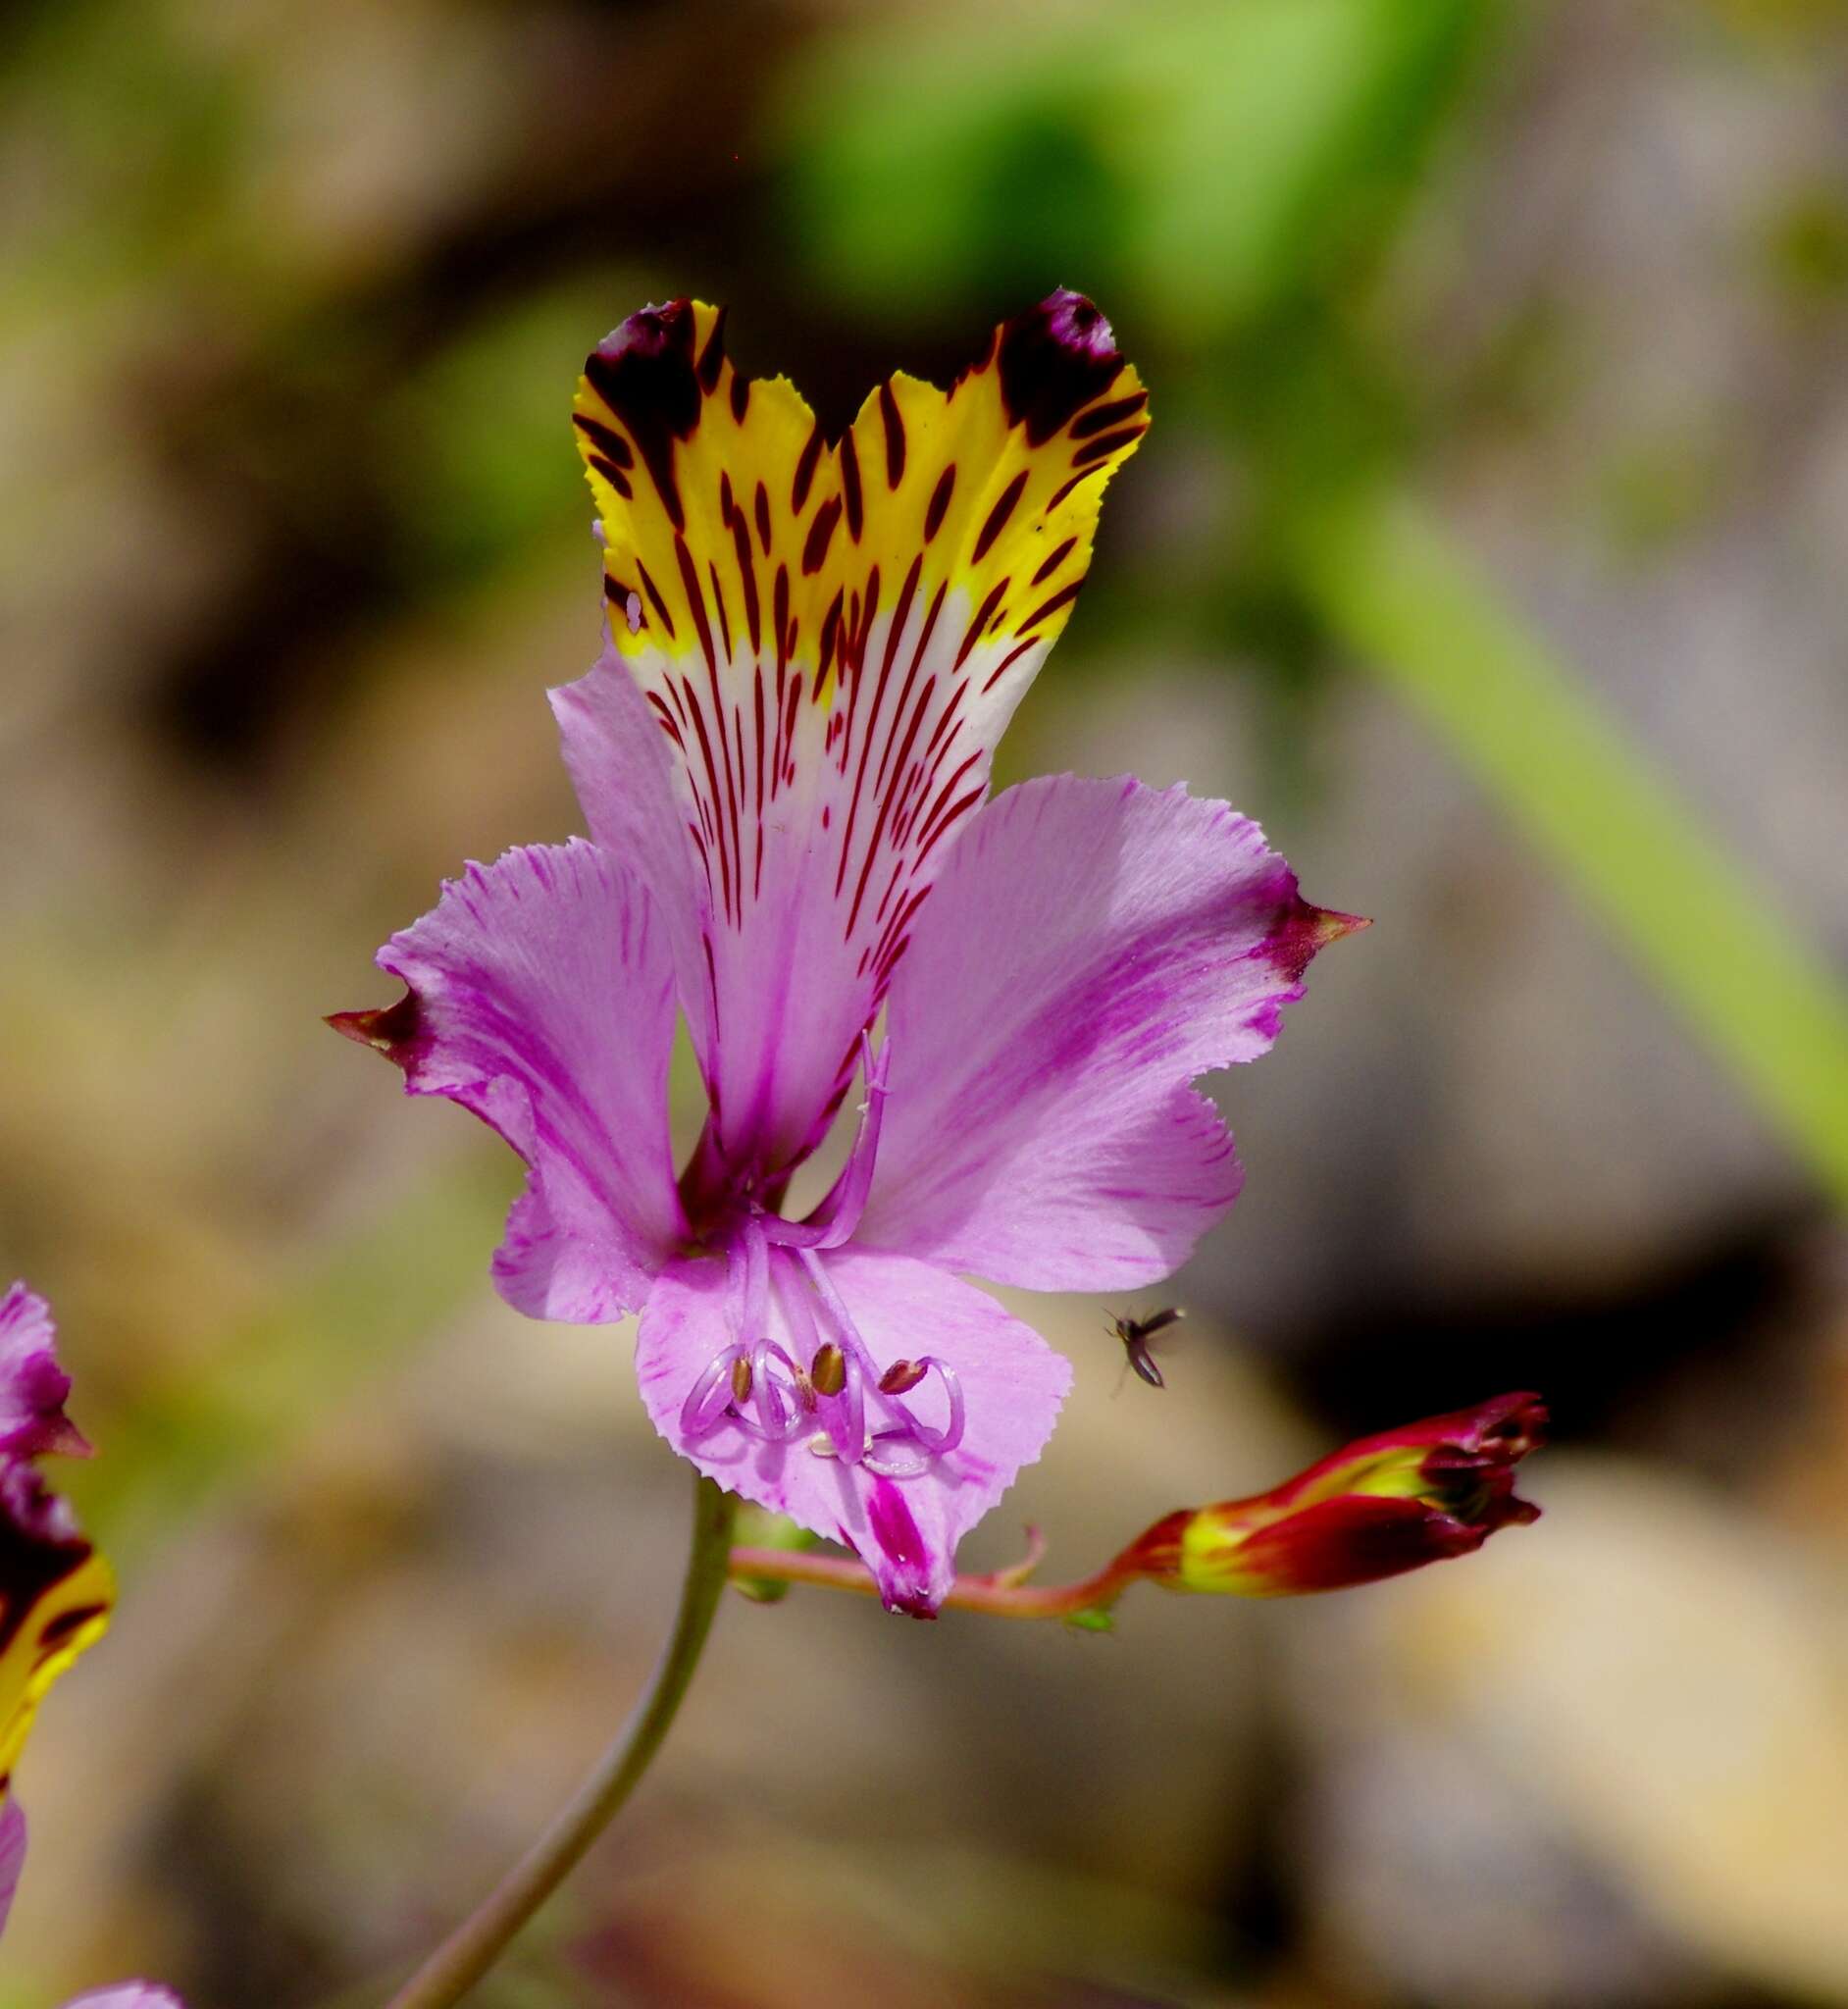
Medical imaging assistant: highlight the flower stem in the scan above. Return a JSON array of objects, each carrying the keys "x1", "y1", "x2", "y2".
[
  {"x1": 727, "y1": 1542, "x2": 1137, "y2": 1620},
  {"x1": 383, "y1": 1472, "x2": 738, "y2": 2009}
]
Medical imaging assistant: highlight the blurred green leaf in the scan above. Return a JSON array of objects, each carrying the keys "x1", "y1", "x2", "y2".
[
  {"x1": 1296, "y1": 487, "x2": 1848, "y2": 1210},
  {"x1": 387, "y1": 284, "x2": 622, "y2": 582},
  {"x1": 779, "y1": 0, "x2": 1494, "y2": 335}
]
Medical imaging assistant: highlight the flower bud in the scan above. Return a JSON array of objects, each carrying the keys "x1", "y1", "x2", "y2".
[{"x1": 1118, "y1": 1392, "x2": 1545, "y2": 1598}]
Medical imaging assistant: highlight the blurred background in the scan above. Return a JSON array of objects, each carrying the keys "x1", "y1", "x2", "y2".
[{"x1": 4, "y1": 0, "x2": 1848, "y2": 2003}]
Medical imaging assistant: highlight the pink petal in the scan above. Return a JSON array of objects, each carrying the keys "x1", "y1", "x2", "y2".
[
  {"x1": 331, "y1": 842, "x2": 684, "y2": 1321},
  {"x1": 557, "y1": 293, "x2": 1148, "y2": 1180},
  {"x1": 0, "y1": 1283, "x2": 88, "y2": 1461},
  {"x1": 550, "y1": 642, "x2": 719, "y2": 1088},
  {"x1": 0, "y1": 1795, "x2": 24, "y2": 1936},
  {"x1": 858, "y1": 775, "x2": 1360, "y2": 1290},
  {"x1": 636, "y1": 1250, "x2": 1070, "y2": 1615}
]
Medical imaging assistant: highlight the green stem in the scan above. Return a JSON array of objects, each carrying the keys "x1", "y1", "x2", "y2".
[
  {"x1": 727, "y1": 1542, "x2": 1137, "y2": 1619},
  {"x1": 1294, "y1": 487, "x2": 1848, "y2": 1211},
  {"x1": 383, "y1": 1473, "x2": 738, "y2": 2009}
]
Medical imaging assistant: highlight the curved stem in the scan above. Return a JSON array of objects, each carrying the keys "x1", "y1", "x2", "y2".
[
  {"x1": 384, "y1": 1473, "x2": 738, "y2": 2009},
  {"x1": 727, "y1": 1541, "x2": 1138, "y2": 1620}
]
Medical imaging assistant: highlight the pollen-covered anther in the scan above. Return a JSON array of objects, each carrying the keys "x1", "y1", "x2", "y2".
[
  {"x1": 682, "y1": 1339, "x2": 809, "y2": 1444},
  {"x1": 683, "y1": 1254, "x2": 968, "y2": 1481}
]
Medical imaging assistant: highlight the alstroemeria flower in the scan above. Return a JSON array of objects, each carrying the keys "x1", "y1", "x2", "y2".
[
  {"x1": 0, "y1": 1283, "x2": 114, "y2": 1939},
  {"x1": 1118, "y1": 1392, "x2": 1547, "y2": 1598},
  {"x1": 335, "y1": 293, "x2": 1356, "y2": 1615}
]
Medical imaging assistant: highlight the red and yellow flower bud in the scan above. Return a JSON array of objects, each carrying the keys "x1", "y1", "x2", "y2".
[{"x1": 1117, "y1": 1392, "x2": 1545, "y2": 1598}]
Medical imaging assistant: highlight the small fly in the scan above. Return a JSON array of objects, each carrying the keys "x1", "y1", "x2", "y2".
[{"x1": 1108, "y1": 1307, "x2": 1185, "y2": 1390}]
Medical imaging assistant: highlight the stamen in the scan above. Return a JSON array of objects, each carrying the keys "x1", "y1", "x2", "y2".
[
  {"x1": 680, "y1": 1345, "x2": 748, "y2": 1440},
  {"x1": 741, "y1": 1339, "x2": 806, "y2": 1443},
  {"x1": 798, "y1": 1247, "x2": 965, "y2": 1466},
  {"x1": 791, "y1": 1248, "x2": 873, "y2": 1461},
  {"x1": 863, "y1": 1429, "x2": 931, "y2": 1479},
  {"x1": 682, "y1": 1234, "x2": 971, "y2": 1473},
  {"x1": 901, "y1": 1357, "x2": 966, "y2": 1456}
]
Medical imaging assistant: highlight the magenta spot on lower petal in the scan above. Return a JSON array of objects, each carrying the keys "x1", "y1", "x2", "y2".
[{"x1": 864, "y1": 1478, "x2": 937, "y2": 1619}]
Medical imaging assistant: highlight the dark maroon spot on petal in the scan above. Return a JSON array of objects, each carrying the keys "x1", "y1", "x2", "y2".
[
  {"x1": 590, "y1": 455, "x2": 632, "y2": 498},
  {"x1": 646, "y1": 691, "x2": 682, "y2": 743},
  {"x1": 0, "y1": 1521, "x2": 92, "y2": 1657},
  {"x1": 922, "y1": 464, "x2": 956, "y2": 542},
  {"x1": 730, "y1": 371, "x2": 750, "y2": 424},
  {"x1": 1071, "y1": 423, "x2": 1147, "y2": 469},
  {"x1": 730, "y1": 511, "x2": 761, "y2": 654},
  {"x1": 953, "y1": 578, "x2": 1009, "y2": 671},
  {"x1": 584, "y1": 300, "x2": 703, "y2": 533},
  {"x1": 818, "y1": 589, "x2": 845, "y2": 685},
  {"x1": 675, "y1": 536, "x2": 718, "y2": 671},
  {"x1": 327, "y1": 989, "x2": 423, "y2": 1067},
  {"x1": 980, "y1": 633, "x2": 1039, "y2": 694},
  {"x1": 1030, "y1": 535, "x2": 1076, "y2": 587},
  {"x1": 802, "y1": 495, "x2": 843, "y2": 575},
  {"x1": 33, "y1": 1599, "x2": 107, "y2": 1656},
  {"x1": 572, "y1": 415, "x2": 634, "y2": 467},
  {"x1": 840, "y1": 427, "x2": 864, "y2": 541},
  {"x1": 914, "y1": 748, "x2": 983, "y2": 856},
  {"x1": 1018, "y1": 578, "x2": 1082, "y2": 635},
  {"x1": 1046, "y1": 465, "x2": 1104, "y2": 512},
  {"x1": 996, "y1": 289, "x2": 1124, "y2": 446},
  {"x1": 637, "y1": 559, "x2": 677, "y2": 640},
  {"x1": 971, "y1": 468, "x2": 1029, "y2": 563},
  {"x1": 708, "y1": 558, "x2": 734, "y2": 659},
  {"x1": 695, "y1": 305, "x2": 728, "y2": 393},
  {"x1": 1070, "y1": 389, "x2": 1148, "y2": 440},
  {"x1": 878, "y1": 381, "x2": 906, "y2": 488},
  {"x1": 754, "y1": 481, "x2": 772, "y2": 554},
  {"x1": 792, "y1": 420, "x2": 824, "y2": 514}
]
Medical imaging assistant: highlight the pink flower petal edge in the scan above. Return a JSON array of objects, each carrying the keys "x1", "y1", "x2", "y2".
[
  {"x1": 0, "y1": 1282, "x2": 89, "y2": 1461},
  {"x1": 859, "y1": 774, "x2": 1363, "y2": 1289}
]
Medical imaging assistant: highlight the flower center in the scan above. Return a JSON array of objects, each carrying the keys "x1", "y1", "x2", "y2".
[{"x1": 677, "y1": 1039, "x2": 967, "y2": 1480}]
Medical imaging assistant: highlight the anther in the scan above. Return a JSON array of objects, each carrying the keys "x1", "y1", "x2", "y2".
[
  {"x1": 879, "y1": 1359, "x2": 927, "y2": 1395},
  {"x1": 811, "y1": 1342, "x2": 847, "y2": 1397},
  {"x1": 730, "y1": 1355, "x2": 754, "y2": 1405}
]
